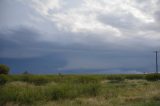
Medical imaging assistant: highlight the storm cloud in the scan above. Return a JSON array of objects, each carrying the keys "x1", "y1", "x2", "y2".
[{"x1": 0, "y1": 0, "x2": 160, "y2": 74}]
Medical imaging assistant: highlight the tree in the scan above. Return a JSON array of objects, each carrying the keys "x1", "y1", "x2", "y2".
[{"x1": 0, "y1": 64, "x2": 10, "y2": 74}]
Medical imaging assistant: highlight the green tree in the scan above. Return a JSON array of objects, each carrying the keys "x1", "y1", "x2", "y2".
[{"x1": 0, "y1": 64, "x2": 10, "y2": 74}]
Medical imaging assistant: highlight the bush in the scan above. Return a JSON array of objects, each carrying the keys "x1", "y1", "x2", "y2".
[
  {"x1": 107, "y1": 75, "x2": 124, "y2": 82},
  {"x1": 45, "y1": 82, "x2": 100, "y2": 100},
  {"x1": 0, "y1": 75, "x2": 10, "y2": 85},
  {"x1": 145, "y1": 74, "x2": 160, "y2": 81},
  {"x1": 0, "y1": 64, "x2": 10, "y2": 74},
  {"x1": 28, "y1": 76, "x2": 49, "y2": 85},
  {"x1": 21, "y1": 75, "x2": 30, "y2": 82},
  {"x1": 46, "y1": 83, "x2": 77, "y2": 100},
  {"x1": 50, "y1": 86, "x2": 66, "y2": 100},
  {"x1": 80, "y1": 83, "x2": 100, "y2": 96},
  {"x1": 20, "y1": 75, "x2": 50, "y2": 85},
  {"x1": 0, "y1": 82, "x2": 44, "y2": 105},
  {"x1": 74, "y1": 76, "x2": 99, "y2": 84},
  {"x1": 125, "y1": 74, "x2": 144, "y2": 80},
  {"x1": 34, "y1": 78, "x2": 49, "y2": 85}
]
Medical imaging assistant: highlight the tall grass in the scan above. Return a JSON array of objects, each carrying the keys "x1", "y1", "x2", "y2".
[
  {"x1": 0, "y1": 81, "x2": 45, "y2": 105},
  {"x1": 0, "y1": 74, "x2": 10, "y2": 85},
  {"x1": 145, "y1": 74, "x2": 160, "y2": 81},
  {"x1": 0, "y1": 80, "x2": 100, "y2": 105},
  {"x1": 0, "y1": 74, "x2": 160, "y2": 106}
]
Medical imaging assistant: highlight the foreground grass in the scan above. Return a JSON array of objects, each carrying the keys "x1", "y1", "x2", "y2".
[{"x1": 0, "y1": 74, "x2": 160, "y2": 106}]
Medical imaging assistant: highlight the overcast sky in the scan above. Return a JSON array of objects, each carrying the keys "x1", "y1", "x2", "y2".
[{"x1": 0, "y1": 0, "x2": 160, "y2": 74}]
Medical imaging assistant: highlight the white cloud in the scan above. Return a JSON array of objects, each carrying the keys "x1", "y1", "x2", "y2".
[
  {"x1": 1, "y1": 0, "x2": 160, "y2": 48},
  {"x1": 23, "y1": 0, "x2": 157, "y2": 35},
  {"x1": 53, "y1": 12, "x2": 121, "y2": 36},
  {"x1": 28, "y1": 0, "x2": 62, "y2": 16}
]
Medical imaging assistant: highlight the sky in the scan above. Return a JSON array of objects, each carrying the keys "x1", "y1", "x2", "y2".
[{"x1": 0, "y1": 0, "x2": 160, "y2": 74}]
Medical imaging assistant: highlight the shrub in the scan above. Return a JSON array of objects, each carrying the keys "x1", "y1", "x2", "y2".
[
  {"x1": 34, "y1": 78, "x2": 49, "y2": 85},
  {"x1": 0, "y1": 75, "x2": 10, "y2": 85},
  {"x1": 46, "y1": 84, "x2": 77, "y2": 100},
  {"x1": 124, "y1": 74, "x2": 144, "y2": 80},
  {"x1": 21, "y1": 75, "x2": 30, "y2": 82},
  {"x1": 145, "y1": 74, "x2": 160, "y2": 81},
  {"x1": 45, "y1": 81, "x2": 100, "y2": 101},
  {"x1": 80, "y1": 83, "x2": 100, "y2": 96},
  {"x1": 0, "y1": 82, "x2": 44, "y2": 105},
  {"x1": 29, "y1": 76, "x2": 49, "y2": 85},
  {"x1": 51, "y1": 86, "x2": 66, "y2": 100},
  {"x1": 0, "y1": 64, "x2": 10, "y2": 74},
  {"x1": 74, "y1": 76, "x2": 99, "y2": 84},
  {"x1": 20, "y1": 75, "x2": 50, "y2": 85},
  {"x1": 107, "y1": 75, "x2": 124, "y2": 82}
]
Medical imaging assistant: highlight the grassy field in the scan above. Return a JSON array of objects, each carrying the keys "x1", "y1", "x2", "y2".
[{"x1": 0, "y1": 74, "x2": 160, "y2": 106}]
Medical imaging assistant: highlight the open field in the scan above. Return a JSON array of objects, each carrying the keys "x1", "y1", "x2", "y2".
[{"x1": 0, "y1": 74, "x2": 160, "y2": 106}]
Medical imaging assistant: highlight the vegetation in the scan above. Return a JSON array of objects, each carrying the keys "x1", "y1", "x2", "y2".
[
  {"x1": 0, "y1": 74, "x2": 10, "y2": 85},
  {"x1": 145, "y1": 74, "x2": 160, "y2": 81},
  {"x1": 0, "y1": 64, "x2": 10, "y2": 74},
  {"x1": 0, "y1": 74, "x2": 160, "y2": 106}
]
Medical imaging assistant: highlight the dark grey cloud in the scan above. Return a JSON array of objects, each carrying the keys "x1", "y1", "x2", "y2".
[
  {"x1": 0, "y1": 27, "x2": 48, "y2": 58},
  {"x1": 0, "y1": 26, "x2": 158, "y2": 73},
  {"x1": 0, "y1": 55, "x2": 67, "y2": 74}
]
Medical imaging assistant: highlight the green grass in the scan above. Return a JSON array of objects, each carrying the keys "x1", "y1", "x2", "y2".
[{"x1": 0, "y1": 74, "x2": 160, "y2": 106}]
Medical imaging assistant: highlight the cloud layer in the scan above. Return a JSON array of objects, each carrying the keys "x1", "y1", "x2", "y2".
[{"x1": 0, "y1": 0, "x2": 160, "y2": 73}]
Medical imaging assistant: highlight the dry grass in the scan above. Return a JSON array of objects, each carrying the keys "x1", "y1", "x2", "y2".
[{"x1": 0, "y1": 75, "x2": 160, "y2": 106}]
